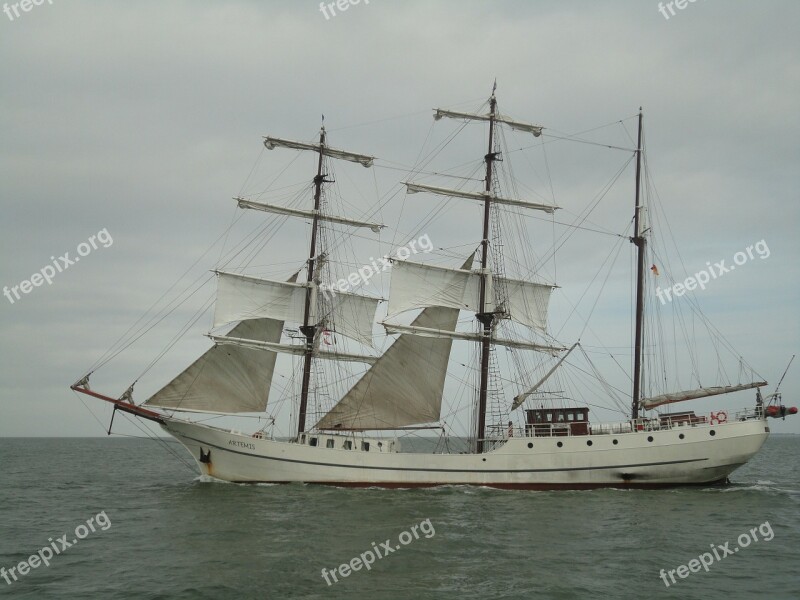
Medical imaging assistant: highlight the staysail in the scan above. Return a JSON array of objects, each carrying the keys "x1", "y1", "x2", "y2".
[
  {"x1": 314, "y1": 305, "x2": 460, "y2": 430},
  {"x1": 315, "y1": 255, "x2": 476, "y2": 430},
  {"x1": 143, "y1": 317, "x2": 283, "y2": 413}
]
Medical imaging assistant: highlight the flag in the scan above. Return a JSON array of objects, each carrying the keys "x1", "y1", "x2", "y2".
[{"x1": 650, "y1": 264, "x2": 659, "y2": 276}]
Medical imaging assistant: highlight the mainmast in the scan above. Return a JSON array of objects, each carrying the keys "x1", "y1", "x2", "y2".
[
  {"x1": 631, "y1": 109, "x2": 645, "y2": 420},
  {"x1": 397, "y1": 88, "x2": 554, "y2": 450},
  {"x1": 297, "y1": 125, "x2": 327, "y2": 435},
  {"x1": 475, "y1": 89, "x2": 498, "y2": 453}
]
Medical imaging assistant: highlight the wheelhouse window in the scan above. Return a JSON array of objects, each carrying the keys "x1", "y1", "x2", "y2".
[
  {"x1": 326, "y1": 439, "x2": 335, "y2": 449},
  {"x1": 309, "y1": 437, "x2": 318, "y2": 447},
  {"x1": 361, "y1": 442, "x2": 370, "y2": 452},
  {"x1": 344, "y1": 440, "x2": 353, "y2": 450}
]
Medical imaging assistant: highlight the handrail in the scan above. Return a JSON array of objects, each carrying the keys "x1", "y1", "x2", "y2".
[{"x1": 517, "y1": 406, "x2": 763, "y2": 438}]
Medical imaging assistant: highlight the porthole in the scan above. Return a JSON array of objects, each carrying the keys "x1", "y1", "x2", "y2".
[
  {"x1": 482, "y1": 458, "x2": 487, "y2": 462},
  {"x1": 527, "y1": 442, "x2": 533, "y2": 449},
  {"x1": 679, "y1": 433, "x2": 685, "y2": 440},
  {"x1": 612, "y1": 439, "x2": 618, "y2": 445},
  {"x1": 710, "y1": 430, "x2": 716, "y2": 436},
  {"x1": 557, "y1": 441, "x2": 563, "y2": 448},
  {"x1": 586, "y1": 440, "x2": 593, "y2": 447},
  {"x1": 647, "y1": 436, "x2": 654, "y2": 442}
]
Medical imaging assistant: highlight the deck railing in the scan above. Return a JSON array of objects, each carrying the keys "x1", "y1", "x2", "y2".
[{"x1": 486, "y1": 406, "x2": 765, "y2": 440}]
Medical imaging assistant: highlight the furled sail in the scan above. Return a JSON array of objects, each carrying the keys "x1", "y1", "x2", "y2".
[
  {"x1": 235, "y1": 198, "x2": 385, "y2": 233},
  {"x1": 640, "y1": 381, "x2": 767, "y2": 410},
  {"x1": 213, "y1": 271, "x2": 379, "y2": 346},
  {"x1": 405, "y1": 182, "x2": 557, "y2": 213},
  {"x1": 386, "y1": 259, "x2": 554, "y2": 333},
  {"x1": 208, "y1": 334, "x2": 377, "y2": 364},
  {"x1": 263, "y1": 136, "x2": 374, "y2": 167},
  {"x1": 382, "y1": 323, "x2": 564, "y2": 355},
  {"x1": 434, "y1": 108, "x2": 543, "y2": 136},
  {"x1": 143, "y1": 318, "x2": 283, "y2": 413}
]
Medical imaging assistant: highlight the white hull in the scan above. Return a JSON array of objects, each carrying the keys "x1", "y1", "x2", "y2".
[{"x1": 162, "y1": 417, "x2": 769, "y2": 489}]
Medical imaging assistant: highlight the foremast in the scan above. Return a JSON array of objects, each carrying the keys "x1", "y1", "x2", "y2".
[
  {"x1": 216, "y1": 126, "x2": 382, "y2": 436},
  {"x1": 297, "y1": 126, "x2": 327, "y2": 435}
]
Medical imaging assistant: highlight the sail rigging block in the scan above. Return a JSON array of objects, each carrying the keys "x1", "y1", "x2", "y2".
[
  {"x1": 405, "y1": 182, "x2": 557, "y2": 214},
  {"x1": 263, "y1": 136, "x2": 374, "y2": 167},
  {"x1": 433, "y1": 108, "x2": 543, "y2": 136},
  {"x1": 236, "y1": 198, "x2": 385, "y2": 233},
  {"x1": 640, "y1": 381, "x2": 768, "y2": 410}
]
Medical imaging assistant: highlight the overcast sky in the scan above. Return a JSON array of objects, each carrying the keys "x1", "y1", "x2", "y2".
[{"x1": 1, "y1": 0, "x2": 798, "y2": 437}]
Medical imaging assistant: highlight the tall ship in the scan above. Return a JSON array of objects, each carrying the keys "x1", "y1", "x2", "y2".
[{"x1": 72, "y1": 86, "x2": 796, "y2": 489}]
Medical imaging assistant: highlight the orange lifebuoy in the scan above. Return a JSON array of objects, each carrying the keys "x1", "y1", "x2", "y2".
[{"x1": 710, "y1": 411, "x2": 728, "y2": 425}]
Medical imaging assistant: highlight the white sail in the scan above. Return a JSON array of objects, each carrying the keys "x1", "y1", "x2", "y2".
[
  {"x1": 214, "y1": 271, "x2": 306, "y2": 328},
  {"x1": 143, "y1": 318, "x2": 282, "y2": 413},
  {"x1": 263, "y1": 136, "x2": 374, "y2": 167},
  {"x1": 213, "y1": 271, "x2": 379, "y2": 347},
  {"x1": 386, "y1": 259, "x2": 554, "y2": 333},
  {"x1": 434, "y1": 108, "x2": 543, "y2": 136},
  {"x1": 405, "y1": 182, "x2": 557, "y2": 213},
  {"x1": 382, "y1": 323, "x2": 564, "y2": 355},
  {"x1": 640, "y1": 381, "x2": 767, "y2": 410},
  {"x1": 318, "y1": 288, "x2": 380, "y2": 347},
  {"x1": 208, "y1": 335, "x2": 377, "y2": 364},
  {"x1": 498, "y1": 277, "x2": 554, "y2": 333},
  {"x1": 315, "y1": 255, "x2": 476, "y2": 431},
  {"x1": 315, "y1": 306, "x2": 460, "y2": 430},
  {"x1": 386, "y1": 259, "x2": 483, "y2": 316},
  {"x1": 236, "y1": 198, "x2": 385, "y2": 233}
]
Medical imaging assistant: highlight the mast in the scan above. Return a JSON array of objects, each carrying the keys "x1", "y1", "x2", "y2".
[
  {"x1": 297, "y1": 125, "x2": 326, "y2": 435},
  {"x1": 631, "y1": 109, "x2": 645, "y2": 420},
  {"x1": 476, "y1": 87, "x2": 498, "y2": 453}
]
